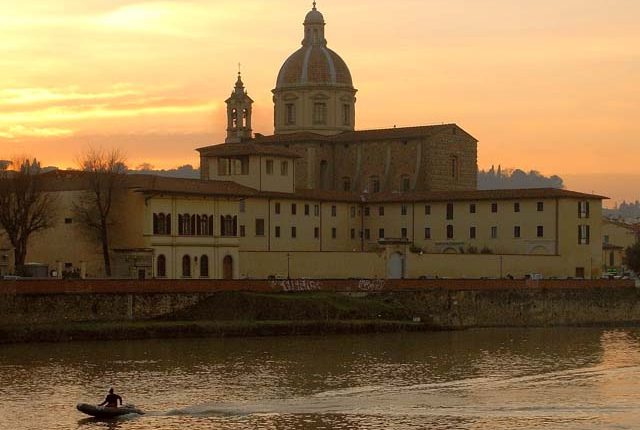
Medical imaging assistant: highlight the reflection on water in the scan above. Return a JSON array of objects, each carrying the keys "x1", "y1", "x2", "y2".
[{"x1": 1, "y1": 328, "x2": 640, "y2": 429}]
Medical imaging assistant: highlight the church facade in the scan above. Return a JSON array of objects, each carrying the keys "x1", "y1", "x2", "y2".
[{"x1": 0, "y1": 3, "x2": 604, "y2": 280}]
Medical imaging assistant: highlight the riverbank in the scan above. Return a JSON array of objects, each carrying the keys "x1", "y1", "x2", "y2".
[
  {"x1": 2, "y1": 283, "x2": 640, "y2": 344},
  {"x1": 0, "y1": 320, "x2": 432, "y2": 344}
]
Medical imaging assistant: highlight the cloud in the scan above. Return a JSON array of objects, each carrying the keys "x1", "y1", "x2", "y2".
[
  {"x1": 0, "y1": 125, "x2": 74, "y2": 139},
  {"x1": 0, "y1": 85, "x2": 219, "y2": 135}
]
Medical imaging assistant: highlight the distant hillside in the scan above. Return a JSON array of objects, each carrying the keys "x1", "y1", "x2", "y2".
[
  {"x1": 478, "y1": 166, "x2": 564, "y2": 190},
  {"x1": 131, "y1": 164, "x2": 200, "y2": 179}
]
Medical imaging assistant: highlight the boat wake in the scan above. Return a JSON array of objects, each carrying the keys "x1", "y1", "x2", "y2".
[{"x1": 160, "y1": 363, "x2": 639, "y2": 421}]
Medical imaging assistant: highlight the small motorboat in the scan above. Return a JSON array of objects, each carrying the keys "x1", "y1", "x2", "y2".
[{"x1": 76, "y1": 403, "x2": 144, "y2": 418}]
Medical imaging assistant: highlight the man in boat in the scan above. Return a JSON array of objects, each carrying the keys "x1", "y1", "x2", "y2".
[{"x1": 98, "y1": 388, "x2": 123, "y2": 408}]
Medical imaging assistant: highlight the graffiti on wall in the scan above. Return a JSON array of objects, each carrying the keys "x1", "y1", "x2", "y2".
[
  {"x1": 357, "y1": 279, "x2": 386, "y2": 292},
  {"x1": 269, "y1": 279, "x2": 322, "y2": 292}
]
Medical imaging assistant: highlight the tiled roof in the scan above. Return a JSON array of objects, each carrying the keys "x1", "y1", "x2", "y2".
[
  {"x1": 127, "y1": 175, "x2": 257, "y2": 197},
  {"x1": 37, "y1": 171, "x2": 257, "y2": 198},
  {"x1": 197, "y1": 142, "x2": 301, "y2": 158},
  {"x1": 251, "y1": 124, "x2": 475, "y2": 144},
  {"x1": 34, "y1": 171, "x2": 607, "y2": 203},
  {"x1": 364, "y1": 188, "x2": 608, "y2": 203},
  {"x1": 257, "y1": 188, "x2": 606, "y2": 204}
]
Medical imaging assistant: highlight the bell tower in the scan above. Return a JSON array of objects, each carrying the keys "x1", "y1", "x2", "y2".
[{"x1": 225, "y1": 72, "x2": 253, "y2": 143}]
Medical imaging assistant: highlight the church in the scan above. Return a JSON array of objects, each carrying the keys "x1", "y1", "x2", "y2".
[
  {"x1": 1, "y1": 3, "x2": 604, "y2": 281},
  {"x1": 200, "y1": 3, "x2": 478, "y2": 194}
]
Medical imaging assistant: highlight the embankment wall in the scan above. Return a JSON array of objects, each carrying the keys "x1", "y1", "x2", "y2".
[{"x1": 0, "y1": 279, "x2": 638, "y2": 328}]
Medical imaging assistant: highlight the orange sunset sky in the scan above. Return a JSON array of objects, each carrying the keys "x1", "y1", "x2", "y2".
[{"x1": 0, "y1": 0, "x2": 638, "y2": 205}]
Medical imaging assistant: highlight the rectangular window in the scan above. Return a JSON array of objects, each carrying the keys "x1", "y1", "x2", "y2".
[
  {"x1": 401, "y1": 204, "x2": 408, "y2": 216},
  {"x1": 364, "y1": 207, "x2": 371, "y2": 216},
  {"x1": 537, "y1": 201, "x2": 544, "y2": 212},
  {"x1": 332, "y1": 227, "x2": 337, "y2": 239},
  {"x1": 266, "y1": 159, "x2": 274, "y2": 175},
  {"x1": 305, "y1": 204, "x2": 310, "y2": 216},
  {"x1": 350, "y1": 206, "x2": 356, "y2": 218},
  {"x1": 365, "y1": 229, "x2": 371, "y2": 240},
  {"x1": 446, "y1": 203, "x2": 454, "y2": 220},
  {"x1": 275, "y1": 202, "x2": 281, "y2": 214},
  {"x1": 425, "y1": 227, "x2": 431, "y2": 240},
  {"x1": 351, "y1": 228, "x2": 356, "y2": 240},
  {"x1": 491, "y1": 226, "x2": 498, "y2": 239},
  {"x1": 286, "y1": 103, "x2": 296, "y2": 125},
  {"x1": 291, "y1": 226, "x2": 297, "y2": 239},
  {"x1": 281, "y1": 161, "x2": 289, "y2": 176},
  {"x1": 64, "y1": 218, "x2": 73, "y2": 224},
  {"x1": 446, "y1": 225, "x2": 454, "y2": 239},
  {"x1": 239, "y1": 200, "x2": 246, "y2": 213},
  {"x1": 579, "y1": 201, "x2": 590, "y2": 219},
  {"x1": 575, "y1": 267, "x2": 586, "y2": 279},
  {"x1": 314, "y1": 227, "x2": 320, "y2": 239},
  {"x1": 275, "y1": 226, "x2": 281, "y2": 238},
  {"x1": 291, "y1": 203, "x2": 297, "y2": 215},
  {"x1": 379, "y1": 206, "x2": 385, "y2": 216},
  {"x1": 401, "y1": 228, "x2": 408, "y2": 239},
  {"x1": 218, "y1": 158, "x2": 229, "y2": 176},
  {"x1": 469, "y1": 204, "x2": 476, "y2": 214},
  {"x1": 255, "y1": 219, "x2": 265, "y2": 237},
  {"x1": 514, "y1": 226, "x2": 521, "y2": 238},
  {"x1": 313, "y1": 102, "x2": 327, "y2": 125},
  {"x1": 314, "y1": 204, "x2": 320, "y2": 216},
  {"x1": 240, "y1": 157, "x2": 249, "y2": 175},
  {"x1": 240, "y1": 225, "x2": 246, "y2": 237},
  {"x1": 578, "y1": 225, "x2": 591, "y2": 245},
  {"x1": 379, "y1": 229, "x2": 385, "y2": 239},
  {"x1": 342, "y1": 104, "x2": 351, "y2": 126},
  {"x1": 514, "y1": 202, "x2": 520, "y2": 213},
  {"x1": 537, "y1": 225, "x2": 544, "y2": 238},
  {"x1": 332, "y1": 205, "x2": 337, "y2": 217},
  {"x1": 491, "y1": 203, "x2": 498, "y2": 213},
  {"x1": 425, "y1": 205, "x2": 431, "y2": 215},
  {"x1": 604, "y1": 235, "x2": 610, "y2": 244},
  {"x1": 470, "y1": 226, "x2": 476, "y2": 239}
]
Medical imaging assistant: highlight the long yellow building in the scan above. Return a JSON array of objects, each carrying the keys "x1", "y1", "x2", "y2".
[{"x1": 0, "y1": 4, "x2": 608, "y2": 280}]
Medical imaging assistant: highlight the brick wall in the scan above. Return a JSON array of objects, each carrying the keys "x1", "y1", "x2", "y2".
[{"x1": 0, "y1": 278, "x2": 633, "y2": 296}]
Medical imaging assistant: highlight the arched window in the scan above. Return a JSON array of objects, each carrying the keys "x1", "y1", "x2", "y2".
[
  {"x1": 400, "y1": 175, "x2": 411, "y2": 192},
  {"x1": 166, "y1": 214, "x2": 171, "y2": 235},
  {"x1": 178, "y1": 214, "x2": 183, "y2": 235},
  {"x1": 182, "y1": 255, "x2": 191, "y2": 278},
  {"x1": 156, "y1": 255, "x2": 166, "y2": 278},
  {"x1": 208, "y1": 216, "x2": 214, "y2": 236},
  {"x1": 180, "y1": 213, "x2": 192, "y2": 236},
  {"x1": 153, "y1": 214, "x2": 159, "y2": 234},
  {"x1": 200, "y1": 215, "x2": 209, "y2": 236},
  {"x1": 342, "y1": 177, "x2": 351, "y2": 192},
  {"x1": 370, "y1": 176, "x2": 381, "y2": 193},
  {"x1": 231, "y1": 108, "x2": 238, "y2": 128},
  {"x1": 200, "y1": 255, "x2": 209, "y2": 278},
  {"x1": 158, "y1": 213, "x2": 166, "y2": 235}
]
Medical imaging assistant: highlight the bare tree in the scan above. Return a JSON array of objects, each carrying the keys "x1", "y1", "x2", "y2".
[
  {"x1": 0, "y1": 158, "x2": 57, "y2": 274},
  {"x1": 74, "y1": 148, "x2": 127, "y2": 278}
]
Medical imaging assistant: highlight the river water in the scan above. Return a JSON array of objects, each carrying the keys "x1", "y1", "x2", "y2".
[{"x1": 1, "y1": 328, "x2": 640, "y2": 429}]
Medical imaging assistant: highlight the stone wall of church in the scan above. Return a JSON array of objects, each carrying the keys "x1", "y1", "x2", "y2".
[
  {"x1": 284, "y1": 128, "x2": 477, "y2": 192},
  {"x1": 424, "y1": 129, "x2": 478, "y2": 191}
]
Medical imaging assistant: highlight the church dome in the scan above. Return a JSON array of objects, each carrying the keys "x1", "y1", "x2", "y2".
[
  {"x1": 275, "y1": 3, "x2": 353, "y2": 89},
  {"x1": 276, "y1": 46, "x2": 353, "y2": 88}
]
